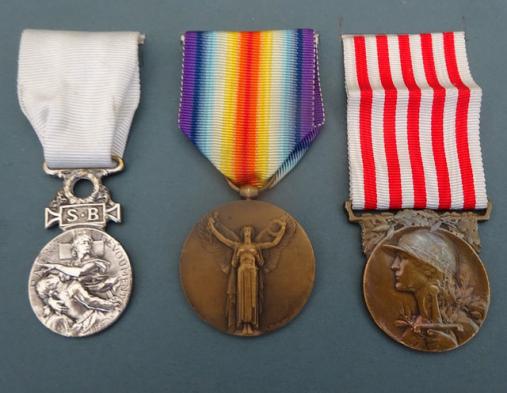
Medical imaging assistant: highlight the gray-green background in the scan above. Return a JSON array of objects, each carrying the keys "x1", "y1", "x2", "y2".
[{"x1": 0, "y1": 0, "x2": 506, "y2": 392}]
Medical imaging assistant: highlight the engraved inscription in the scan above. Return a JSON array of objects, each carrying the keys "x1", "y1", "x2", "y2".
[
  {"x1": 60, "y1": 204, "x2": 106, "y2": 227},
  {"x1": 44, "y1": 165, "x2": 122, "y2": 230}
]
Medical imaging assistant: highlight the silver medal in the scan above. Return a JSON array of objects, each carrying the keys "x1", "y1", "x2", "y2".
[
  {"x1": 28, "y1": 159, "x2": 132, "y2": 337},
  {"x1": 18, "y1": 29, "x2": 143, "y2": 336}
]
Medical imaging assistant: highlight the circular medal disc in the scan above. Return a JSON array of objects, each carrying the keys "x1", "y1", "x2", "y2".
[
  {"x1": 180, "y1": 200, "x2": 315, "y2": 336},
  {"x1": 28, "y1": 227, "x2": 132, "y2": 337},
  {"x1": 363, "y1": 226, "x2": 490, "y2": 352}
]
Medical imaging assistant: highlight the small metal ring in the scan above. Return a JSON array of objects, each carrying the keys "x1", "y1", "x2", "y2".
[
  {"x1": 105, "y1": 156, "x2": 125, "y2": 175},
  {"x1": 225, "y1": 176, "x2": 275, "y2": 199},
  {"x1": 225, "y1": 176, "x2": 275, "y2": 192},
  {"x1": 64, "y1": 173, "x2": 101, "y2": 204},
  {"x1": 42, "y1": 156, "x2": 124, "y2": 205}
]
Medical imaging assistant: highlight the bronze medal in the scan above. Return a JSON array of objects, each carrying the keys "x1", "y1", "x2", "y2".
[
  {"x1": 180, "y1": 199, "x2": 315, "y2": 336},
  {"x1": 348, "y1": 204, "x2": 491, "y2": 352},
  {"x1": 342, "y1": 32, "x2": 491, "y2": 352},
  {"x1": 177, "y1": 29, "x2": 324, "y2": 336}
]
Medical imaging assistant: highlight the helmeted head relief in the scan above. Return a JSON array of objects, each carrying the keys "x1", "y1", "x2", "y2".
[{"x1": 385, "y1": 230, "x2": 457, "y2": 275}]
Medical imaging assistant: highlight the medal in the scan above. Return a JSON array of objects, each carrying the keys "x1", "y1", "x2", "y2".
[
  {"x1": 343, "y1": 32, "x2": 490, "y2": 351},
  {"x1": 178, "y1": 29, "x2": 324, "y2": 336},
  {"x1": 18, "y1": 30, "x2": 143, "y2": 337}
]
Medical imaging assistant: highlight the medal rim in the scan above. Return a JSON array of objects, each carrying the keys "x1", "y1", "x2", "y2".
[
  {"x1": 362, "y1": 225, "x2": 490, "y2": 352},
  {"x1": 28, "y1": 227, "x2": 133, "y2": 338},
  {"x1": 179, "y1": 199, "x2": 316, "y2": 337}
]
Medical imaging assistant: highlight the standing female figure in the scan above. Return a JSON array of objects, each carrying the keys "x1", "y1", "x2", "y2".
[{"x1": 208, "y1": 216, "x2": 287, "y2": 335}]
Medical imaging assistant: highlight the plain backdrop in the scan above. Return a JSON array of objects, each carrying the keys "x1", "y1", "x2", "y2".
[{"x1": 0, "y1": 0, "x2": 506, "y2": 392}]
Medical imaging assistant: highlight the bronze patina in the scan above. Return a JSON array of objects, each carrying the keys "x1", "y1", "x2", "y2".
[
  {"x1": 346, "y1": 202, "x2": 491, "y2": 352},
  {"x1": 180, "y1": 199, "x2": 315, "y2": 336}
]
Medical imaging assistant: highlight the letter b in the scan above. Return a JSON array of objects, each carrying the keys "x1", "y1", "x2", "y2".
[{"x1": 88, "y1": 207, "x2": 100, "y2": 221}]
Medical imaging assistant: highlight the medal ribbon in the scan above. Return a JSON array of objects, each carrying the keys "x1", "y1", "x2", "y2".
[
  {"x1": 343, "y1": 32, "x2": 487, "y2": 210},
  {"x1": 18, "y1": 29, "x2": 143, "y2": 168},
  {"x1": 179, "y1": 29, "x2": 324, "y2": 188}
]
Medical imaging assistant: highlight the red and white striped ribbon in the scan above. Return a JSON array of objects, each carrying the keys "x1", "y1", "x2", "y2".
[{"x1": 343, "y1": 32, "x2": 486, "y2": 210}]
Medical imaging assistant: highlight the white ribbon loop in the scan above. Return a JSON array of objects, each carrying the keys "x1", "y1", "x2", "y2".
[{"x1": 18, "y1": 29, "x2": 142, "y2": 169}]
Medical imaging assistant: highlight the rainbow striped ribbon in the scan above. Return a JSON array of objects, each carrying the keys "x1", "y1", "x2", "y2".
[{"x1": 179, "y1": 29, "x2": 324, "y2": 188}]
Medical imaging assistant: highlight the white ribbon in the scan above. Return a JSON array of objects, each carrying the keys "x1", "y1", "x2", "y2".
[{"x1": 18, "y1": 29, "x2": 143, "y2": 168}]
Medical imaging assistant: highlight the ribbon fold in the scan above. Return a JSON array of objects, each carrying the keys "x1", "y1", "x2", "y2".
[{"x1": 18, "y1": 29, "x2": 142, "y2": 168}]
